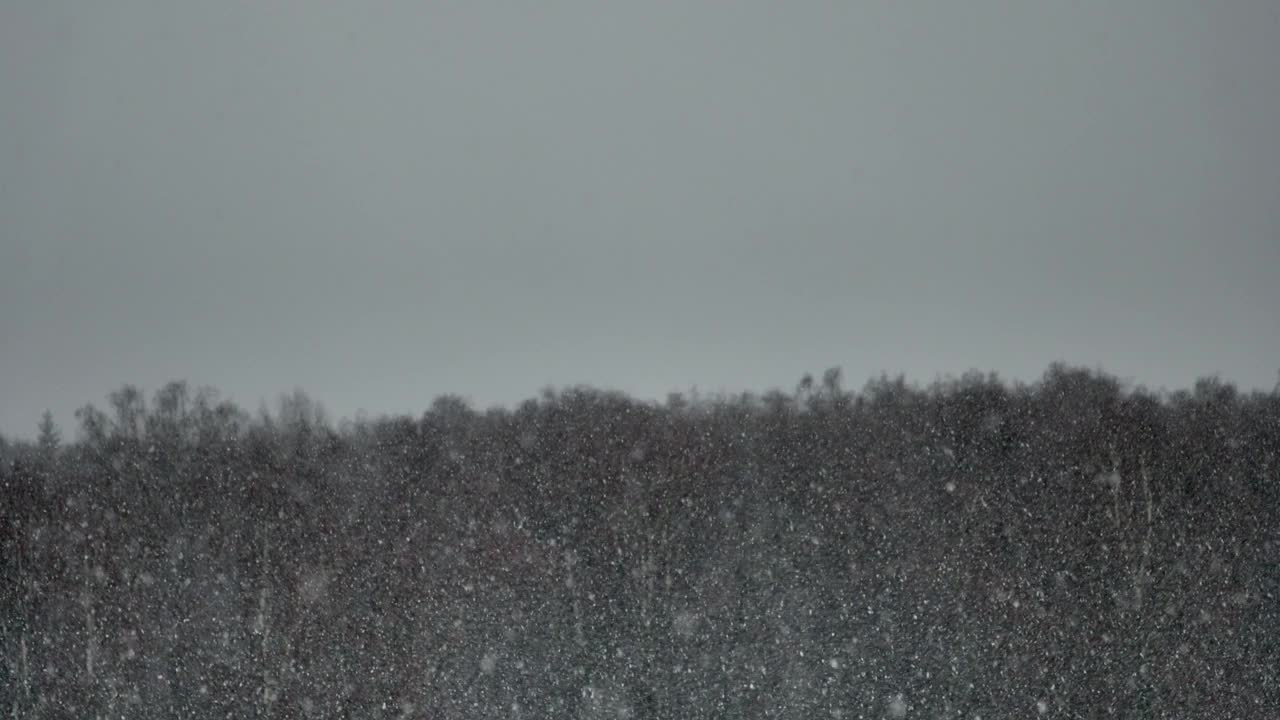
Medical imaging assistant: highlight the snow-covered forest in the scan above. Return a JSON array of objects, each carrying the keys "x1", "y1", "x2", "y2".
[{"x1": 2, "y1": 364, "x2": 1277, "y2": 718}]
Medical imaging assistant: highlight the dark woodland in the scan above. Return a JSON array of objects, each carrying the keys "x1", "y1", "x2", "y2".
[{"x1": 2, "y1": 364, "x2": 1278, "y2": 719}]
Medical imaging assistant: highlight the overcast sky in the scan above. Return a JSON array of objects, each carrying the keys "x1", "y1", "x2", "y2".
[{"x1": 2, "y1": 1, "x2": 1278, "y2": 439}]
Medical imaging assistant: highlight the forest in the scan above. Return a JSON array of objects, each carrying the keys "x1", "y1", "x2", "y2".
[{"x1": 1, "y1": 364, "x2": 1277, "y2": 719}]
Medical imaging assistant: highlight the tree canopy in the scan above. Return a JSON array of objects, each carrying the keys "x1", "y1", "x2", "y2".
[{"x1": 1, "y1": 366, "x2": 1277, "y2": 718}]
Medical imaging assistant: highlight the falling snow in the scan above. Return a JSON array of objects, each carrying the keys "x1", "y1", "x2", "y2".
[{"x1": 1, "y1": 370, "x2": 1276, "y2": 717}]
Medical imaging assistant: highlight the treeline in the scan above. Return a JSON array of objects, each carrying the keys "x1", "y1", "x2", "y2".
[{"x1": 1, "y1": 365, "x2": 1278, "y2": 719}]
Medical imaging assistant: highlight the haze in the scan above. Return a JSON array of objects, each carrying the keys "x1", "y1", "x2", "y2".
[{"x1": 3, "y1": 1, "x2": 1278, "y2": 439}]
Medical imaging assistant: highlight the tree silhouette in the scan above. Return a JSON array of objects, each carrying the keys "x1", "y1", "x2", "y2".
[{"x1": 2, "y1": 367, "x2": 1276, "y2": 718}]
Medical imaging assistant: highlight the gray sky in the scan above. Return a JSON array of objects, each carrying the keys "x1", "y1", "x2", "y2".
[{"x1": 2, "y1": 1, "x2": 1278, "y2": 439}]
